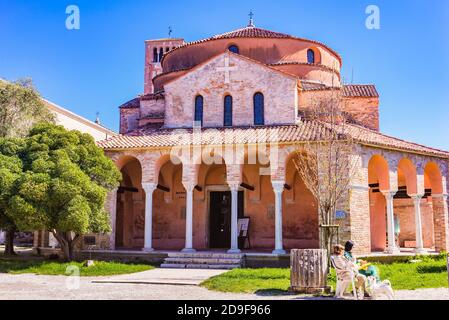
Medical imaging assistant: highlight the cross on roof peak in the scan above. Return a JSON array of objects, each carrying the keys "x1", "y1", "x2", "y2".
[{"x1": 248, "y1": 10, "x2": 255, "y2": 27}]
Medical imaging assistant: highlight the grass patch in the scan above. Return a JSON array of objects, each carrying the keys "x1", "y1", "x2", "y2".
[
  {"x1": 202, "y1": 255, "x2": 449, "y2": 294},
  {"x1": 0, "y1": 260, "x2": 154, "y2": 277}
]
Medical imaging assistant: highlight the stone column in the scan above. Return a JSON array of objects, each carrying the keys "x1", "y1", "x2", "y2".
[
  {"x1": 432, "y1": 194, "x2": 449, "y2": 252},
  {"x1": 382, "y1": 191, "x2": 400, "y2": 254},
  {"x1": 182, "y1": 181, "x2": 196, "y2": 253},
  {"x1": 108, "y1": 188, "x2": 118, "y2": 250},
  {"x1": 142, "y1": 182, "x2": 157, "y2": 252},
  {"x1": 411, "y1": 195, "x2": 426, "y2": 254},
  {"x1": 228, "y1": 182, "x2": 241, "y2": 254},
  {"x1": 272, "y1": 180, "x2": 286, "y2": 255}
]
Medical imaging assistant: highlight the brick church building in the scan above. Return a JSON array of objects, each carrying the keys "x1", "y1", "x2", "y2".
[{"x1": 97, "y1": 20, "x2": 449, "y2": 257}]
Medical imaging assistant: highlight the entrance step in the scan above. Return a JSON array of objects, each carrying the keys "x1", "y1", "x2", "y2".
[{"x1": 160, "y1": 252, "x2": 243, "y2": 270}]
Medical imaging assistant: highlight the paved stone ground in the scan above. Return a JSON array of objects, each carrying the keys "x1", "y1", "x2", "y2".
[{"x1": 0, "y1": 269, "x2": 448, "y2": 300}]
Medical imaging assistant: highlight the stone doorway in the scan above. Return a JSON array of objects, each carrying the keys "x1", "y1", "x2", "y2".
[{"x1": 209, "y1": 191, "x2": 244, "y2": 249}]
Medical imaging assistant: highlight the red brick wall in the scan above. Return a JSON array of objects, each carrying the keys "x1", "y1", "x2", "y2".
[{"x1": 342, "y1": 97, "x2": 379, "y2": 131}]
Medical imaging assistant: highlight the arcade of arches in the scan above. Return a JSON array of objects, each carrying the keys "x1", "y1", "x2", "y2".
[{"x1": 106, "y1": 145, "x2": 449, "y2": 256}]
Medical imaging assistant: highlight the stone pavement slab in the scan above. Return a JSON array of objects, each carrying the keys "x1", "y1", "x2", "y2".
[{"x1": 92, "y1": 268, "x2": 228, "y2": 286}]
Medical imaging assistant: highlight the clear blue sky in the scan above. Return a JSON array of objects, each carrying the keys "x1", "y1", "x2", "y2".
[{"x1": 1, "y1": 0, "x2": 448, "y2": 149}]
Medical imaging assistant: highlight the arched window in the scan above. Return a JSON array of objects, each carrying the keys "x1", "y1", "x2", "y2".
[
  {"x1": 228, "y1": 45, "x2": 240, "y2": 54},
  {"x1": 153, "y1": 48, "x2": 158, "y2": 63},
  {"x1": 253, "y1": 93, "x2": 265, "y2": 126},
  {"x1": 223, "y1": 95, "x2": 233, "y2": 127},
  {"x1": 194, "y1": 95, "x2": 204, "y2": 126},
  {"x1": 307, "y1": 49, "x2": 315, "y2": 64},
  {"x1": 159, "y1": 48, "x2": 164, "y2": 62}
]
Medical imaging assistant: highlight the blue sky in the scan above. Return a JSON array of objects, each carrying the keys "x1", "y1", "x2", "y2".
[{"x1": 1, "y1": 0, "x2": 448, "y2": 149}]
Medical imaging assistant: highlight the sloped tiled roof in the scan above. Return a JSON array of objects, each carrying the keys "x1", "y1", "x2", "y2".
[
  {"x1": 342, "y1": 85, "x2": 379, "y2": 98},
  {"x1": 211, "y1": 26, "x2": 293, "y2": 39},
  {"x1": 98, "y1": 122, "x2": 333, "y2": 149},
  {"x1": 97, "y1": 122, "x2": 449, "y2": 158},
  {"x1": 299, "y1": 81, "x2": 379, "y2": 98},
  {"x1": 163, "y1": 26, "x2": 342, "y2": 64},
  {"x1": 119, "y1": 98, "x2": 140, "y2": 109}
]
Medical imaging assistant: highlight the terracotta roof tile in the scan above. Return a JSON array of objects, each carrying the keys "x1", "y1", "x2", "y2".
[
  {"x1": 119, "y1": 98, "x2": 140, "y2": 109},
  {"x1": 299, "y1": 82, "x2": 379, "y2": 98},
  {"x1": 98, "y1": 122, "x2": 449, "y2": 158},
  {"x1": 162, "y1": 26, "x2": 342, "y2": 65},
  {"x1": 342, "y1": 85, "x2": 378, "y2": 98}
]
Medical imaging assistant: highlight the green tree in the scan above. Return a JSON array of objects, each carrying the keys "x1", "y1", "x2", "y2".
[
  {"x1": 0, "y1": 138, "x2": 25, "y2": 255},
  {"x1": 0, "y1": 79, "x2": 54, "y2": 255},
  {"x1": 7, "y1": 123, "x2": 121, "y2": 260}
]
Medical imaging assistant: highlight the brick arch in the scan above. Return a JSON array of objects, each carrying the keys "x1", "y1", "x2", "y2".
[
  {"x1": 397, "y1": 158, "x2": 418, "y2": 195},
  {"x1": 424, "y1": 161, "x2": 444, "y2": 195},
  {"x1": 368, "y1": 154, "x2": 390, "y2": 191}
]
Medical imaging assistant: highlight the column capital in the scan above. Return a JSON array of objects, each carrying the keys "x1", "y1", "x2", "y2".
[
  {"x1": 381, "y1": 190, "x2": 397, "y2": 199},
  {"x1": 228, "y1": 181, "x2": 240, "y2": 192},
  {"x1": 182, "y1": 181, "x2": 196, "y2": 192},
  {"x1": 142, "y1": 182, "x2": 157, "y2": 193},
  {"x1": 272, "y1": 180, "x2": 285, "y2": 193},
  {"x1": 410, "y1": 194, "x2": 424, "y2": 201},
  {"x1": 432, "y1": 193, "x2": 448, "y2": 200}
]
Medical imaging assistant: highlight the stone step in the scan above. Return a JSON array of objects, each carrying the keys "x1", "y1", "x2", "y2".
[
  {"x1": 164, "y1": 257, "x2": 242, "y2": 265},
  {"x1": 160, "y1": 263, "x2": 240, "y2": 270},
  {"x1": 167, "y1": 252, "x2": 242, "y2": 259}
]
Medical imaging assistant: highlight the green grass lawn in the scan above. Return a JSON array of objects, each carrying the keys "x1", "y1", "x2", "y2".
[
  {"x1": 202, "y1": 255, "x2": 449, "y2": 294},
  {"x1": 0, "y1": 259, "x2": 154, "y2": 276}
]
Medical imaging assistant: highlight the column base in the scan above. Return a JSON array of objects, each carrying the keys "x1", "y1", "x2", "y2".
[
  {"x1": 414, "y1": 248, "x2": 428, "y2": 255},
  {"x1": 181, "y1": 248, "x2": 196, "y2": 253},
  {"x1": 142, "y1": 247, "x2": 154, "y2": 253},
  {"x1": 227, "y1": 249, "x2": 241, "y2": 254},
  {"x1": 272, "y1": 249, "x2": 286, "y2": 255}
]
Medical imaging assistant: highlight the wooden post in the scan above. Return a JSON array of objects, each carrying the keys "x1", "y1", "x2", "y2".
[{"x1": 289, "y1": 249, "x2": 330, "y2": 294}]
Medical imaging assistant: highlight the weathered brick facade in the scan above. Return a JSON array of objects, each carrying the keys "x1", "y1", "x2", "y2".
[{"x1": 96, "y1": 24, "x2": 449, "y2": 255}]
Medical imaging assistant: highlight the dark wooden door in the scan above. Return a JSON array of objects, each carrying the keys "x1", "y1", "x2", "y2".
[{"x1": 209, "y1": 191, "x2": 244, "y2": 249}]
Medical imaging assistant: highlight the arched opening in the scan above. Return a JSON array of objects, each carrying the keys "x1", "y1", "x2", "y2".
[
  {"x1": 153, "y1": 48, "x2": 158, "y2": 63},
  {"x1": 394, "y1": 159, "x2": 423, "y2": 249},
  {"x1": 196, "y1": 154, "x2": 231, "y2": 249},
  {"x1": 228, "y1": 45, "x2": 240, "y2": 54},
  {"x1": 283, "y1": 152, "x2": 319, "y2": 249},
  {"x1": 240, "y1": 148, "x2": 273, "y2": 250},
  {"x1": 425, "y1": 162, "x2": 444, "y2": 251},
  {"x1": 307, "y1": 49, "x2": 315, "y2": 64},
  {"x1": 368, "y1": 155, "x2": 390, "y2": 252},
  {"x1": 152, "y1": 155, "x2": 185, "y2": 250},
  {"x1": 223, "y1": 95, "x2": 233, "y2": 127},
  {"x1": 194, "y1": 95, "x2": 204, "y2": 126},
  {"x1": 116, "y1": 156, "x2": 143, "y2": 249},
  {"x1": 253, "y1": 92, "x2": 265, "y2": 126},
  {"x1": 158, "y1": 48, "x2": 164, "y2": 62}
]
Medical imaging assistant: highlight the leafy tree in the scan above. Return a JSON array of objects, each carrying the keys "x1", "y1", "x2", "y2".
[
  {"x1": 7, "y1": 123, "x2": 121, "y2": 260},
  {"x1": 0, "y1": 79, "x2": 54, "y2": 255},
  {"x1": 0, "y1": 138, "x2": 25, "y2": 255}
]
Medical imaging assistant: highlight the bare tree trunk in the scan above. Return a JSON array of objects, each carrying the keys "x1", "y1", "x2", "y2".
[{"x1": 4, "y1": 227, "x2": 16, "y2": 256}]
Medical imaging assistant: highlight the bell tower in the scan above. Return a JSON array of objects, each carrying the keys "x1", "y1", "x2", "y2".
[{"x1": 144, "y1": 38, "x2": 184, "y2": 94}]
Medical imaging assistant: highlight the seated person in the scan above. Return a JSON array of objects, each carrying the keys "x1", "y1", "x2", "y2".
[
  {"x1": 344, "y1": 240, "x2": 380, "y2": 282},
  {"x1": 332, "y1": 244, "x2": 367, "y2": 296}
]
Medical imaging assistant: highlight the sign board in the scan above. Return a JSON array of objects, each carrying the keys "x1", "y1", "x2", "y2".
[
  {"x1": 335, "y1": 211, "x2": 346, "y2": 220},
  {"x1": 238, "y1": 218, "x2": 250, "y2": 237}
]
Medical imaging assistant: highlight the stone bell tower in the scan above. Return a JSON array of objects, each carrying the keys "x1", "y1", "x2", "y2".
[{"x1": 144, "y1": 37, "x2": 185, "y2": 94}]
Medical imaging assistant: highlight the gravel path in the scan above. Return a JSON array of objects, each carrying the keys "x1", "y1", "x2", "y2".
[{"x1": 0, "y1": 271, "x2": 448, "y2": 300}]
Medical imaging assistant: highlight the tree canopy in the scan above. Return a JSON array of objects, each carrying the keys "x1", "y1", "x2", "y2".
[
  {"x1": 4, "y1": 123, "x2": 121, "y2": 260},
  {"x1": 0, "y1": 79, "x2": 54, "y2": 138}
]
